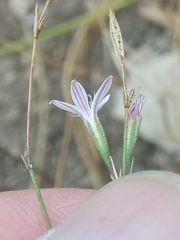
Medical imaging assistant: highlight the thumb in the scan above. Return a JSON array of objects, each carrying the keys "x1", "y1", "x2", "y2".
[{"x1": 39, "y1": 171, "x2": 180, "y2": 240}]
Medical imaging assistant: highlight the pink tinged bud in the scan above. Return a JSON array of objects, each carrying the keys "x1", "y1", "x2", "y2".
[
  {"x1": 128, "y1": 94, "x2": 145, "y2": 120},
  {"x1": 123, "y1": 94, "x2": 145, "y2": 175}
]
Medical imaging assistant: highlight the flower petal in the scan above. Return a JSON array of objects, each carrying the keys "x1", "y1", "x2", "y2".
[
  {"x1": 71, "y1": 80, "x2": 92, "y2": 121},
  {"x1": 137, "y1": 94, "x2": 145, "y2": 115},
  {"x1": 97, "y1": 94, "x2": 111, "y2": 111},
  {"x1": 92, "y1": 75, "x2": 112, "y2": 116},
  {"x1": 128, "y1": 94, "x2": 145, "y2": 120},
  {"x1": 50, "y1": 100, "x2": 86, "y2": 121}
]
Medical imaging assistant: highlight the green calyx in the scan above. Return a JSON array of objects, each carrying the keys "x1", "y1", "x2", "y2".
[
  {"x1": 122, "y1": 117, "x2": 142, "y2": 176},
  {"x1": 86, "y1": 118, "x2": 110, "y2": 164},
  {"x1": 86, "y1": 118, "x2": 118, "y2": 180}
]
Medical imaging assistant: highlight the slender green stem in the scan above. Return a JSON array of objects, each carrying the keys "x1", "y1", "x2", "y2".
[
  {"x1": 122, "y1": 109, "x2": 129, "y2": 176},
  {"x1": 109, "y1": 156, "x2": 118, "y2": 180},
  {"x1": 29, "y1": 167, "x2": 52, "y2": 230},
  {"x1": 21, "y1": 154, "x2": 52, "y2": 229}
]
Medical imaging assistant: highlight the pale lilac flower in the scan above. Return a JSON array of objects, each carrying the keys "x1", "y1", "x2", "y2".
[
  {"x1": 49, "y1": 76, "x2": 113, "y2": 124},
  {"x1": 50, "y1": 75, "x2": 118, "y2": 179},
  {"x1": 128, "y1": 94, "x2": 145, "y2": 120}
]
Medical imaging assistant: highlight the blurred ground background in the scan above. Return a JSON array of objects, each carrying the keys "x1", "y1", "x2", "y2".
[{"x1": 0, "y1": 0, "x2": 180, "y2": 191}]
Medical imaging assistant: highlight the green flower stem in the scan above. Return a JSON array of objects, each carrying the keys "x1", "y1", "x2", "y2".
[
  {"x1": 122, "y1": 111, "x2": 129, "y2": 176},
  {"x1": 109, "y1": 155, "x2": 118, "y2": 180},
  {"x1": 22, "y1": 155, "x2": 52, "y2": 230},
  {"x1": 29, "y1": 167, "x2": 52, "y2": 230}
]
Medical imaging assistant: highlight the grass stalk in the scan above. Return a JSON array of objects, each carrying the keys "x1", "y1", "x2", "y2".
[{"x1": 22, "y1": 1, "x2": 52, "y2": 230}]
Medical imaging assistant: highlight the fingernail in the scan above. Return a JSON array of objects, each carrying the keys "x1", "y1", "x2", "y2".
[{"x1": 37, "y1": 228, "x2": 55, "y2": 239}]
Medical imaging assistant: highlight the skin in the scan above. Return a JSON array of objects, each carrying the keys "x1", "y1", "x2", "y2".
[
  {"x1": 1, "y1": 171, "x2": 180, "y2": 240},
  {"x1": 0, "y1": 188, "x2": 94, "y2": 240}
]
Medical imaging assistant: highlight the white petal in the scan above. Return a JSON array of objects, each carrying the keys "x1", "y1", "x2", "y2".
[
  {"x1": 97, "y1": 94, "x2": 111, "y2": 111},
  {"x1": 92, "y1": 76, "x2": 112, "y2": 115},
  {"x1": 50, "y1": 100, "x2": 86, "y2": 121}
]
